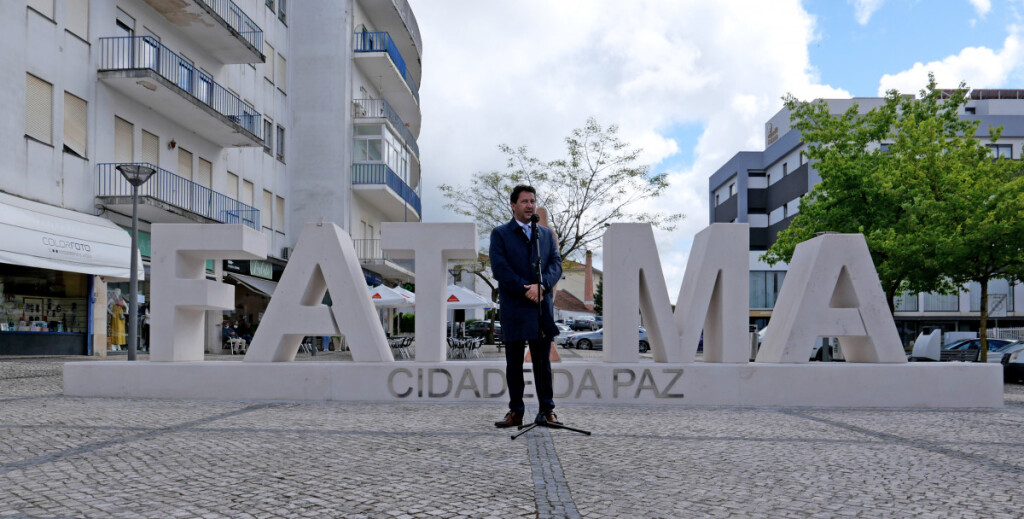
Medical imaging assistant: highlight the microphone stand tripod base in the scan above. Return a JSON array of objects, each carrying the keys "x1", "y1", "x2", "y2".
[{"x1": 511, "y1": 413, "x2": 592, "y2": 440}]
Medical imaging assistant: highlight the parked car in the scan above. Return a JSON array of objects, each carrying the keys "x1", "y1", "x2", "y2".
[
  {"x1": 942, "y1": 338, "x2": 1015, "y2": 362},
  {"x1": 566, "y1": 327, "x2": 650, "y2": 352},
  {"x1": 994, "y1": 341, "x2": 1024, "y2": 364},
  {"x1": 1003, "y1": 346, "x2": 1024, "y2": 383},
  {"x1": 554, "y1": 324, "x2": 573, "y2": 346},
  {"x1": 569, "y1": 318, "x2": 598, "y2": 331},
  {"x1": 465, "y1": 320, "x2": 501, "y2": 339}
]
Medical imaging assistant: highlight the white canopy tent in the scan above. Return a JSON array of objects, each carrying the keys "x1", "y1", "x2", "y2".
[
  {"x1": 445, "y1": 284, "x2": 493, "y2": 309},
  {"x1": 367, "y1": 284, "x2": 412, "y2": 308}
]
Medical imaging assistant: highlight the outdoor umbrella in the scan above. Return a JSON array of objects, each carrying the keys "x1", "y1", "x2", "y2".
[
  {"x1": 367, "y1": 285, "x2": 412, "y2": 308},
  {"x1": 393, "y1": 285, "x2": 416, "y2": 305},
  {"x1": 445, "y1": 284, "x2": 493, "y2": 309}
]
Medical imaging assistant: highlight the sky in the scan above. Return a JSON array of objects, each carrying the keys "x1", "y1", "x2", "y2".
[{"x1": 409, "y1": 0, "x2": 1024, "y2": 293}]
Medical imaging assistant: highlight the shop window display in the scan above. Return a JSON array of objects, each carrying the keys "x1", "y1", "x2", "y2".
[{"x1": 0, "y1": 264, "x2": 90, "y2": 355}]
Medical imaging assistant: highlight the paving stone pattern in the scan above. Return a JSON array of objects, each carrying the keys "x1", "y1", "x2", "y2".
[{"x1": 2, "y1": 355, "x2": 1024, "y2": 518}]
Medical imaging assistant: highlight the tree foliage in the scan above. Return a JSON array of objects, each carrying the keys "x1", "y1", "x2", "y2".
[
  {"x1": 439, "y1": 117, "x2": 683, "y2": 263},
  {"x1": 763, "y1": 75, "x2": 1024, "y2": 355},
  {"x1": 593, "y1": 277, "x2": 604, "y2": 316}
]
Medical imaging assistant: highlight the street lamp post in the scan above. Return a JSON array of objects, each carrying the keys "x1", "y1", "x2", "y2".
[{"x1": 116, "y1": 164, "x2": 156, "y2": 361}]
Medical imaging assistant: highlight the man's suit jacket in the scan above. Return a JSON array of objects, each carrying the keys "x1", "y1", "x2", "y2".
[{"x1": 489, "y1": 219, "x2": 562, "y2": 343}]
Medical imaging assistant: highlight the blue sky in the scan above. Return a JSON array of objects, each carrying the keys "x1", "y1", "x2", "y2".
[{"x1": 412, "y1": 0, "x2": 1024, "y2": 291}]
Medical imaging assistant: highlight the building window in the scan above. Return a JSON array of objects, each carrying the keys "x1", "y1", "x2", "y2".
[
  {"x1": 63, "y1": 92, "x2": 87, "y2": 157},
  {"x1": 263, "y1": 119, "x2": 273, "y2": 154},
  {"x1": 276, "y1": 54, "x2": 286, "y2": 92},
  {"x1": 715, "y1": 193, "x2": 720, "y2": 206},
  {"x1": 275, "y1": 196, "x2": 285, "y2": 232},
  {"x1": 728, "y1": 183, "x2": 735, "y2": 197},
  {"x1": 965, "y1": 106, "x2": 976, "y2": 115},
  {"x1": 278, "y1": 0, "x2": 287, "y2": 23},
  {"x1": 66, "y1": 0, "x2": 89, "y2": 39},
  {"x1": 262, "y1": 190, "x2": 273, "y2": 232},
  {"x1": 989, "y1": 144, "x2": 1013, "y2": 159},
  {"x1": 27, "y1": 0, "x2": 54, "y2": 19},
  {"x1": 782, "y1": 162, "x2": 788, "y2": 175},
  {"x1": 26, "y1": 74, "x2": 53, "y2": 145},
  {"x1": 114, "y1": 116, "x2": 133, "y2": 162},
  {"x1": 799, "y1": 152, "x2": 806, "y2": 166},
  {"x1": 893, "y1": 293, "x2": 919, "y2": 312},
  {"x1": 263, "y1": 43, "x2": 275, "y2": 84},
  {"x1": 265, "y1": 0, "x2": 274, "y2": 12},
  {"x1": 750, "y1": 271, "x2": 786, "y2": 309},
  {"x1": 879, "y1": 143, "x2": 891, "y2": 153},
  {"x1": 276, "y1": 125, "x2": 285, "y2": 161},
  {"x1": 141, "y1": 130, "x2": 159, "y2": 165},
  {"x1": 178, "y1": 148, "x2": 193, "y2": 180},
  {"x1": 226, "y1": 172, "x2": 239, "y2": 200}
]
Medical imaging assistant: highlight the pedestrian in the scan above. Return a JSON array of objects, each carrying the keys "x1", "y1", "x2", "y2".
[{"x1": 489, "y1": 184, "x2": 563, "y2": 428}]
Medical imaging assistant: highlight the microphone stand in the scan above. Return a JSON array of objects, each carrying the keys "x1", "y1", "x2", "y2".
[{"x1": 512, "y1": 215, "x2": 591, "y2": 440}]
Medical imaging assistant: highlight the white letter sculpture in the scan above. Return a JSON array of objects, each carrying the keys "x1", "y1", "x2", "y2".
[
  {"x1": 674, "y1": 224, "x2": 750, "y2": 363},
  {"x1": 756, "y1": 233, "x2": 906, "y2": 363},
  {"x1": 150, "y1": 224, "x2": 266, "y2": 362},
  {"x1": 603, "y1": 223, "x2": 682, "y2": 363},
  {"x1": 380, "y1": 222, "x2": 477, "y2": 361},
  {"x1": 245, "y1": 222, "x2": 391, "y2": 362}
]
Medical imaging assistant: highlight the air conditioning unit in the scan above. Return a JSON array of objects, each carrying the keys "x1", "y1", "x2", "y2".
[{"x1": 281, "y1": 247, "x2": 292, "y2": 260}]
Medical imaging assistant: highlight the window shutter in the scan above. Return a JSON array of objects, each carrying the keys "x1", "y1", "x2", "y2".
[
  {"x1": 197, "y1": 158, "x2": 212, "y2": 188},
  {"x1": 66, "y1": 0, "x2": 89, "y2": 39},
  {"x1": 141, "y1": 130, "x2": 159, "y2": 165},
  {"x1": 276, "y1": 54, "x2": 286, "y2": 91},
  {"x1": 242, "y1": 180, "x2": 254, "y2": 206},
  {"x1": 226, "y1": 172, "x2": 239, "y2": 200},
  {"x1": 264, "y1": 43, "x2": 274, "y2": 82},
  {"x1": 26, "y1": 74, "x2": 53, "y2": 144},
  {"x1": 114, "y1": 116, "x2": 133, "y2": 162},
  {"x1": 178, "y1": 148, "x2": 193, "y2": 180},
  {"x1": 262, "y1": 190, "x2": 273, "y2": 230},
  {"x1": 63, "y1": 92, "x2": 87, "y2": 157},
  {"x1": 275, "y1": 196, "x2": 285, "y2": 232}
]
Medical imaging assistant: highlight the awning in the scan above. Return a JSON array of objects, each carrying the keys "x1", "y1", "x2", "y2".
[
  {"x1": 0, "y1": 192, "x2": 143, "y2": 280},
  {"x1": 227, "y1": 272, "x2": 278, "y2": 297}
]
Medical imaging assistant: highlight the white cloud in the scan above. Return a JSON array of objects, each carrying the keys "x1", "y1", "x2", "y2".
[
  {"x1": 969, "y1": 0, "x2": 992, "y2": 17},
  {"x1": 851, "y1": 0, "x2": 885, "y2": 25},
  {"x1": 411, "y1": 0, "x2": 847, "y2": 292},
  {"x1": 877, "y1": 25, "x2": 1024, "y2": 94}
]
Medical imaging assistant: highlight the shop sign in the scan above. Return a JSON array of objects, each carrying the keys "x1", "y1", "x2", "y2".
[{"x1": 250, "y1": 260, "x2": 272, "y2": 280}]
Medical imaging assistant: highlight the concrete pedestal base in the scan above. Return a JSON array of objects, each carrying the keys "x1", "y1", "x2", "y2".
[{"x1": 64, "y1": 360, "x2": 1002, "y2": 408}]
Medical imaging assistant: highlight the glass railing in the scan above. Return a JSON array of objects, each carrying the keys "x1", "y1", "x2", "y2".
[
  {"x1": 351, "y1": 163, "x2": 421, "y2": 217},
  {"x1": 97, "y1": 163, "x2": 260, "y2": 230},
  {"x1": 353, "y1": 31, "x2": 420, "y2": 102},
  {"x1": 98, "y1": 37, "x2": 262, "y2": 138},
  {"x1": 196, "y1": 0, "x2": 264, "y2": 53},
  {"x1": 352, "y1": 98, "x2": 419, "y2": 158},
  {"x1": 352, "y1": 238, "x2": 415, "y2": 272}
]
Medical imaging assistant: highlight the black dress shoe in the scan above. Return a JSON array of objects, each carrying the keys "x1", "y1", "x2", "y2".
[
  {"x1": 536, "y1": 411, "x2": 562, "y2": 425},
  {"x1": 494, "y1": 411, "x2": 523, "y2": 428}
]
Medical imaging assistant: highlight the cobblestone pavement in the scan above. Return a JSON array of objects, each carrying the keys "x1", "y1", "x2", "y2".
[{"x1": 2, "y1": 354, "x2": 1024, "y2": 518}]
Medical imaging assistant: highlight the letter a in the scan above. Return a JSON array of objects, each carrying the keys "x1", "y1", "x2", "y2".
[
  {"x1": 756, "y1": 233, "x2": 906, "y2": 363},
  {"x1": 674, "y1": 224, "x2": 750, "y2": 363},
  {"x1": 245, "y1": 222, "x2": 392, "y2": 362}
]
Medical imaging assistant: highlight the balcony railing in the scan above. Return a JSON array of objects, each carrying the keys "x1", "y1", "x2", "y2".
[
  {"x1": 352, "y1": 163, "x2": 421, "y2": 216},
  {"x1": 354, "y1": 31, "x2": 420, "y2": 102},
  {"x1": 97, "y1": 163, "x2": 260, "y2": 230},
  {"x1": 352, "y1": 238, "x2": 414, "y2": 270},
  {"x1": 353, "y1": 98, "x2": 419, "y2": 158},
  {"x1": 99, "y1": 37, "x2": 262, "y2": 138},
  {"x1": 197, "y1": 0, "x2": 264, "y2": 53}
]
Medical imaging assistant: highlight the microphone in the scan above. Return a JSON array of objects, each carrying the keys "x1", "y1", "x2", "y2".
[
  {"x1": 529, "y1": 214, "x2": 539, "y2": 224},
  {"x1": 529, "y1": 213, "x2": 539, "y2": 239}
]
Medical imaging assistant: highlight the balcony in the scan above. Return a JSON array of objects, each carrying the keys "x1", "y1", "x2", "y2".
[
  {"x1": 351, "y1": 163, "x2": 421, "y2": 222},
  {"x1": 353, "y1": 98, "x2": 418, "y2": 159},
  {"x1": 356, "y1": 0, "x2": 422, "y2": 78},
  {"x1": 352, "y1": 238, "x2": 415, "y2": 282},
  {"x1": 96, "y1": 163, "x2": 260, "y2": 230},
  {"x1": 98, "y1": 37, "x2": 262, "y2": 147},
  {"x1": 143, "y1": 0, "x2": 264, "y2": 63},
  {"x1": 353, "y1": 31, "x2": 421, "y2": 134}
]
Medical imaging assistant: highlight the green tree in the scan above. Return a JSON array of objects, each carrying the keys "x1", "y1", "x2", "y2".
[
  {"x1": 764, "y1": 75, "x2": 1024, "y2": 355},
  {"x1": 593, "y1": 277, "x2": 604, "y2": 316},
  {"x1": 439, "y1": 117, "x2": 683, "y2": 263}
]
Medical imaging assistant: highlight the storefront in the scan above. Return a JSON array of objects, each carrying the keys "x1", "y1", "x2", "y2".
[
  {"x1": 0, "y1": 192, "x2": 140, "y2": 355},
  {"x1": 222, "y1": 259, "x2": 281, "y2": 337}
]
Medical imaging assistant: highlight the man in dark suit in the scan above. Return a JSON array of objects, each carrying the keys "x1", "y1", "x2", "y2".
[{"x1": 490, "y1": 185, "x2": 563, "y2": 428}]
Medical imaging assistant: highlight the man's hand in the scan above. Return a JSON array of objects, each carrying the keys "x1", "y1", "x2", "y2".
[{"x1": 523, "y1": 283, "x2": 543, "y2": 304}]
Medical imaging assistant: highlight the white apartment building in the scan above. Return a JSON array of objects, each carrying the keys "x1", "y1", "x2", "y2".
[
  {"x1": 0, "y1": 0, "x2": 423, "y2": 356},
  {"x1": 708, "y1": 91, "x2": 1024, "y2": 344}
]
